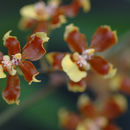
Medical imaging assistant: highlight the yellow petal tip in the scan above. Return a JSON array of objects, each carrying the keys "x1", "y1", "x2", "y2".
[
  {"x1": 35, "y1": 32, "x2": 50, "y2": 43},
  {"x1": 29, "y1": 72, "x2": 41, "y2": 85},
  {"x1": 64, "y1": 24, "x2": 79, "y2": 40}
]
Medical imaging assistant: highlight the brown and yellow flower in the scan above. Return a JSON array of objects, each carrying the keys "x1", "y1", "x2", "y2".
[{"x1": 0, "y1": 31, "x2": 49, "y2": 104}]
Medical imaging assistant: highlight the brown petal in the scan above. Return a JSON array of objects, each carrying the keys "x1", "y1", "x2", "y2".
[
  {"x1": 22, "y1": 32, "x2": 49, "y2": 61},
  {"x1": 61, "y1": 0, "x2": 81, "y2": 17},
  {"x1": 120, "y1": 76, "x2": 130, "y2": 95},
  {"x1": 2, "y1": 74, "x2": 20, "y2": 105},
  {"x1": 51, "y1": 14, "x2": 66, "y2": 29},
  {"x1": 78, "y1": 94, "x2": 99, "y2": 118},
  {"x1": 68, "y1": 78, "x2": 87, "y2": 92},
  {"x1": 103, "y1": 124, "x2": 120, "y2": 130},
  {"x1": 19, "y1": 61, "x2": 40, "y2": 84},
  {"x1": 64, "y1": 24, "x2": 88, "y2": 53},
  {"x1": 59, "y1": 109, "x2": 81, "y2": 130},
  {"x1": 46, "y1": 52, "x2": 66, "y2": 71},
  {"x1": 34, "y1": 21, "x2": 48, "y2": 33},
  {"x1": 88, "y1": 55, "x2": 110, "y2": 75},
  {"x1": 90, "y1": 26, "x2": 118, "y2": 52},
  {"x1": 0, "y1": 52, "x2": 3, "y2": 63},
  {"x1": 3, "y1": 31, "x2": 21, "y2": 57},
  {"x1": 19, "y1": 17, "x2": 36, "y2": 30},
  {"x1": 102, "y1": 94, "x2": 127, "y2": 119}
]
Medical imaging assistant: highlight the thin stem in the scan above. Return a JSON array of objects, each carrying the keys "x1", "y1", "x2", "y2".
[
  {"x1": 0, "y1": 84, "x2": 59, "y2": 127},
  {"x1": 0, "y1": 32, "x2": 130, "y2": 127}
]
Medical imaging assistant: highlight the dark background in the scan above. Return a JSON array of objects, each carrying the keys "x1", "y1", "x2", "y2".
[{"x1": 0, "y1": 0, "x2": 130, "y2": 130}]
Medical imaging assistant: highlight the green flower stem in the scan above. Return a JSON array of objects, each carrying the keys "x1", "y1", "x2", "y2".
[
  {"x1": 0, "y1": 84, "x2": 59, "y2": 127},
  {"x1": 0, "y1": 32, "x2": 129, "y2": 127}
]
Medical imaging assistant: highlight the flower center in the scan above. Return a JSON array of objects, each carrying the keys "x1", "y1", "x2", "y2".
[
  {"x1": 72, "y1": 49, "x2": 95, "y2": 70},
  {"x1": 82, "y1": 48, "x2": 95, "y2": 60},
  {"x1": 12, "y1": 53, "x2": 22, "y2": 66},
  {"x1": 2, "y1": 55, "x2": 16, "y2": 76},
  {"x1": 2, "y1": 55, "x2": 12, "y2": 69}
]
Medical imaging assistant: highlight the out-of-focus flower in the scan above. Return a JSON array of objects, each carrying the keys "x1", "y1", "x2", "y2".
[
  {"x1": 59, "y1": 93, "x2": 127, "y2": 130},
  {"x1": 59, "y1": 109, "x2": 81, "y2": 130},
  {"x1": 19, "y1": 0, "x2": 91, "y2": 33},
  {"x1": 110, "y1": 75, "x2": 130, "y2": 95},
  {"x1": 46, "y1": 24, "x2": 118, "y2": 92},
  {"x1": 101, "y1": 94, "x2": 127, "y2": 120},
  {"x1": 78, "y1": 94, "x2": 127, "y2": 120},
  {"x1": 0, "y1": 31, "x2": 49, "y2": 104}
]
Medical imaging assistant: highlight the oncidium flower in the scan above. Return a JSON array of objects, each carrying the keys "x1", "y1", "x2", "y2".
[
  {"x1": 46, "y1": 24, "x2": 118, "y2": 92},
  {"x1": 19, "y1": 0, "x2": 91, "y2": 33},
  {"x1": 78, "y1": 94, "x2": 127, "y2": 120},
  {"x1": 110, "y1": 74, "x2": 130, "y2": 95},
  {"x1": 59, "y1": 94, "x2": 127, "y2": 130},
  {"x1": 0, "y1": 31, "x2": 49, "y2": 104}
]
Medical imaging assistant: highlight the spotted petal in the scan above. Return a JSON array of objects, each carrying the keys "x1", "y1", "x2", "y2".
[
  {"x1": 22, "y1": 32, "x2": 49, "y2": 61},
  {"x1": 2, "y1": 74, "x2": 20, "y2": 105}
]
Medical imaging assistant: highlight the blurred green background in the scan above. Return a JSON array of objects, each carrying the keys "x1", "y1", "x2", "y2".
[{"x1": 0, "y1": 0, "x2": 130, "y2": 130}]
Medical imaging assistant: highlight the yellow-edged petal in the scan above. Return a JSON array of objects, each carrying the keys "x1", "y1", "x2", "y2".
[
  {"x1": 64, "y1": 24, "x2": 79, "y2": 40},
  {"x1": 113, "y1": 94, "x2": 128, "y2": 112},
  {"x1": 79, "y1": 0, "x2": 91, "y2": 12},
  {"x1": 104, "y1": 64, "x2": 117, "y2": 79}
]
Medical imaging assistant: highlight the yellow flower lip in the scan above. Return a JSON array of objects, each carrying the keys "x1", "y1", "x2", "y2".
[
  {"x1": 0, "y1": 65, "x2": 6, "y2": 79},
  {"x1": 61, "y1": 54, "x2": 87, "y2": 82}
]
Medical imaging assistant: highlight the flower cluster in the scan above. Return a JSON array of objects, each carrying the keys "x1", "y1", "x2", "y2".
[
  {"x1": 59, "y1": 94, "x2": 127, "y2": 130},
  {"x1": 46, "y1": 24, "x2": 118, "y2": 92},
  {"x1": 19, "y1": 0, "x2": 91, "y2": 33},
  {"x1": 0, "y1": 31, "x2": 49, "y2": 104}
]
